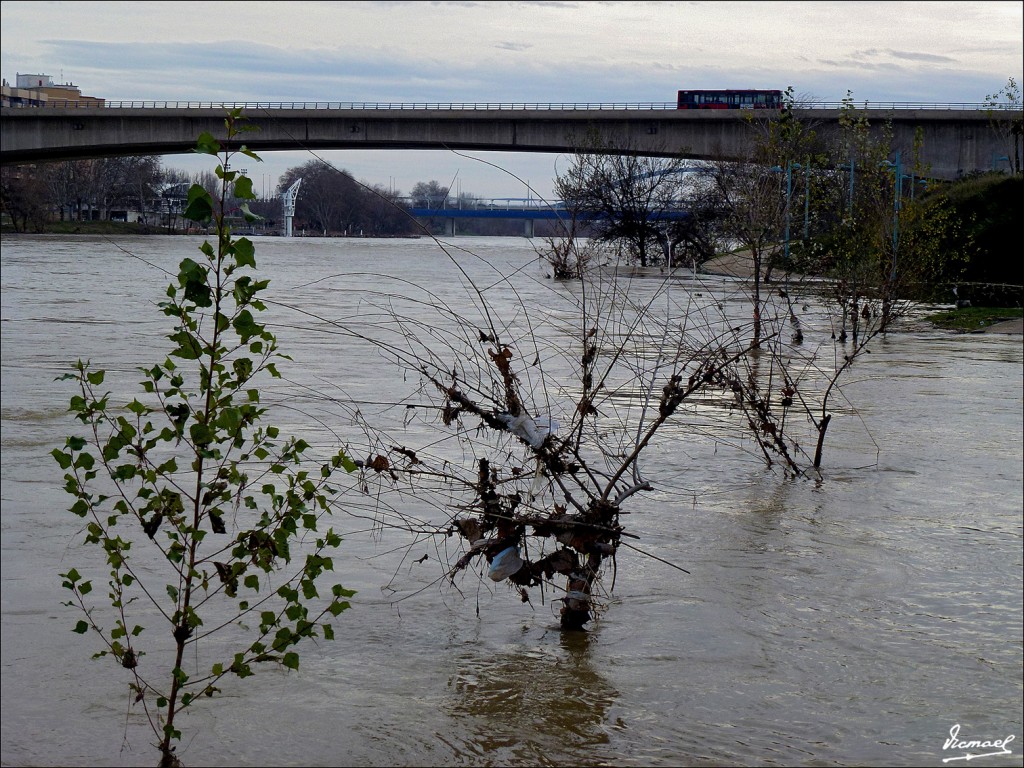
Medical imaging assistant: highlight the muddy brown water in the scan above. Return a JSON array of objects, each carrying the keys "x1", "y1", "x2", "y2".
[{"x1": 2, "y1": 235, "x2": 1021, "y2": 767}]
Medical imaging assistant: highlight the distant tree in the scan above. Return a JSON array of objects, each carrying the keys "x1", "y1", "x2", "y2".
[
  {"x1": 277, "y1": 161, "x2": 416, "y2": 236},
  {"x1": 984, "y1": 76, "x2": 1023, "y2": 175},
  {"x1": 75, "y1": 157, "x2": 162, "y2": 221},
  {"x1": 705, "y1": 159, "x2": 785, "y2": 347},
  {"x1": 360, "y1": 183, "x2": 413, "y2": 235},
  {"x1": 41, "y1": 160, "x2": 98, "y2": 221},
  {"x1": 409, "y1": 181, "x2": 450, "y2": 209},
  {"x1": 554, "y1": 132, "x2": 706, "y2": 268},
  {"x1": 120, "y1": 156, "x2": 162, "y2": 221},
  {"x1": 0, "y1": 164, "x2": 50, "y2": 231}
]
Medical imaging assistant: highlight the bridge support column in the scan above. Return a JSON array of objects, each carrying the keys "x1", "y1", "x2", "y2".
[
  {"x1": 446, "y1": 218, "x2": 455, "y2": 237},
  {"x1": 524, "y1": 219, "x2": 534, "y2": 238}
]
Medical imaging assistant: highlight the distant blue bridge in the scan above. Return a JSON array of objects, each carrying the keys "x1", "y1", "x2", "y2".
[{"x1": 403, "y1": 197, "x2": 691, "y2": 236}]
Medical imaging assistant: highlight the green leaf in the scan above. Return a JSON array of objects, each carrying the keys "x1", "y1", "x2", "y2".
[
  {"x1": 233, "y1": 176, "x2": 257, "y2": 201},
  {"x1": 73, "y1": 620, "x2": 89, "y2": 634},
  {"x1": 282, "y1": 652, "x2": 299, "y2": 671},
  {"x1": 178, "y1": 258, "x2": 213, "y2": 307},
  {"x1": 169, "y1": 330, "x2": 203, "y2": 360},
  {"x1": 183, "y1": 184, "x2": 214, "y2": 222},
  {"x1": 232, "y1": 310, "x2": 260, "y2": 342},
  {"x1": 217, "y1": 407, "x2": 241, "y2": 433},
  {"x1": 238, "y1": 202, "x2": 261, "y2": 223},
  {"x1": 189, "y1": 423, "x2": 214, "y2": 446},
  {"x1": 194, "y1": 132, "x2": 221, "y2": 156},
  {"x1": 113, "y1": 464, "x2": 138, "y2": 481},
  {"x1": 337, "y1": 452, "x2": 358, "y2": 473},
  {"x1": 126, "y1": 398, "x2": 148, "y2": 415},
  {"x1": 157, "y1": 457, "x2": 178, "y2": 474},
  {"x1": 234, "y1": 238, "x2": 256, "y2": 269},
  {"x1": 52, "y1": 449, "x2": 73, "y2": 470}
]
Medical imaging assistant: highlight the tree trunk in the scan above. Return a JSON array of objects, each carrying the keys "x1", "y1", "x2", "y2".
[{"x1": 561, "y1": 551, "x2": 603, "y2": 630}]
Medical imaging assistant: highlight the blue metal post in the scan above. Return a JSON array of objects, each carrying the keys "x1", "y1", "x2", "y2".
[
  {"x1": 784, "y1": 163, "x2": 792, "y2": 264},
  {"x1": 803, "y1": 160, "x2": 810, "y2": 240},
  {"x1": 891, "y1": 151, "x2": 901, "y2": 281}
]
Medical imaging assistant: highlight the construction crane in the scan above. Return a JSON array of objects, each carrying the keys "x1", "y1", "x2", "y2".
[{"x1": 282, "y1": 178, "x2": 302, "y2": 237}]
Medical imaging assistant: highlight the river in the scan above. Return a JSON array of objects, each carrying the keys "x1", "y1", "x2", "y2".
[{"x1": 1, "y1": 234, "x2": 1021, "y2": 767}]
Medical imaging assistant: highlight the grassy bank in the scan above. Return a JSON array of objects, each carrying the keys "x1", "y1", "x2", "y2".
[
  {"x1": 925, "y1": 306, "x2": 1024, "y2": 332},
  {"x1": 1, "y1": 220, "x2": 178, "y2": 236}
]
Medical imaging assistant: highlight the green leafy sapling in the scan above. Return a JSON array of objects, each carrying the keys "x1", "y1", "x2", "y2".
[{"x1": 54, "y1": 110, "x2": 356, "y2": 768}]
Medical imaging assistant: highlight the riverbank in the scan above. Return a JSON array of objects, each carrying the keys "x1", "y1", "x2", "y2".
[
  {"x1": 700, "y1": 251, "x2": 1023, "y2": 335},
  {"x1": 978, "y1": 317, "x2": 1024, "y2": 333}
]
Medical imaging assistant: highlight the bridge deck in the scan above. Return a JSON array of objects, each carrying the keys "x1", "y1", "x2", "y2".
[{"x1": 3, "y1": 103, "x2": 1018, "y2": 179}]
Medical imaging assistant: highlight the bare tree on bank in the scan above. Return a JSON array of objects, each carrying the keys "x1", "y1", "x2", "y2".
[{"x1": 552, "y1": 133, "x2": 715, "y2": 268}]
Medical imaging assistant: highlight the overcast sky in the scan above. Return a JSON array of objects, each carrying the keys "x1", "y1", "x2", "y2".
[{"x1": 2, "y1": 0, "x2": 1021, "y2": 199}]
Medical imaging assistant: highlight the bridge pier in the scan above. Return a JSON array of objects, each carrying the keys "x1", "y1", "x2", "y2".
[
  {"x1": 524, "y1": 219, "x2": 534, "y2": 238},
  {"x1": 445, "y1": 218, "x2": 455, "y2": 237}
]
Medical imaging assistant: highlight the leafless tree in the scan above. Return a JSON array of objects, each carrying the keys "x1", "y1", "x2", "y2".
[
  {"x1": 0, "y1": 163, "x2": 50, "y2": 231},
  {"x1": 555, "y1": 134, "x2": 711, "y2": 268}
]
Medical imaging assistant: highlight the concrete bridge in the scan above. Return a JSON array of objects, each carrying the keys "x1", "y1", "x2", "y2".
[{"x1": 1, "y1": 101, "x2": 1018, "y2": 180}]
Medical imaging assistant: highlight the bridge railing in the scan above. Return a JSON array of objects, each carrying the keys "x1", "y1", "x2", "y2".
[
  {"x1": 5, "y1": 100, "x2": 1017, "y2": 111},
  {"x1": 396, "y1": 197, "x2": 697, "y2": 212},
  {"x1": 397, "y1": 197, "x2": 567, "y2": 211}
]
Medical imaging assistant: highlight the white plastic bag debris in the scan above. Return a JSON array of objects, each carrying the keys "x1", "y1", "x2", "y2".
[
  {"x1": 497, "y1": 411, "x2": 559, "y2": 449},
  {"x1": 488, "y1": 545, "x2": 524, "y2": 581}
]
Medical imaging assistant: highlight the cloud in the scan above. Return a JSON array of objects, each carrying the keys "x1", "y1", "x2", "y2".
[
  {"x1": 847, "y1": 47, "x2": 957, "y2": 65},
  {"x1": 494, "y1": 42, "x2": 533, "y2": 52}
]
